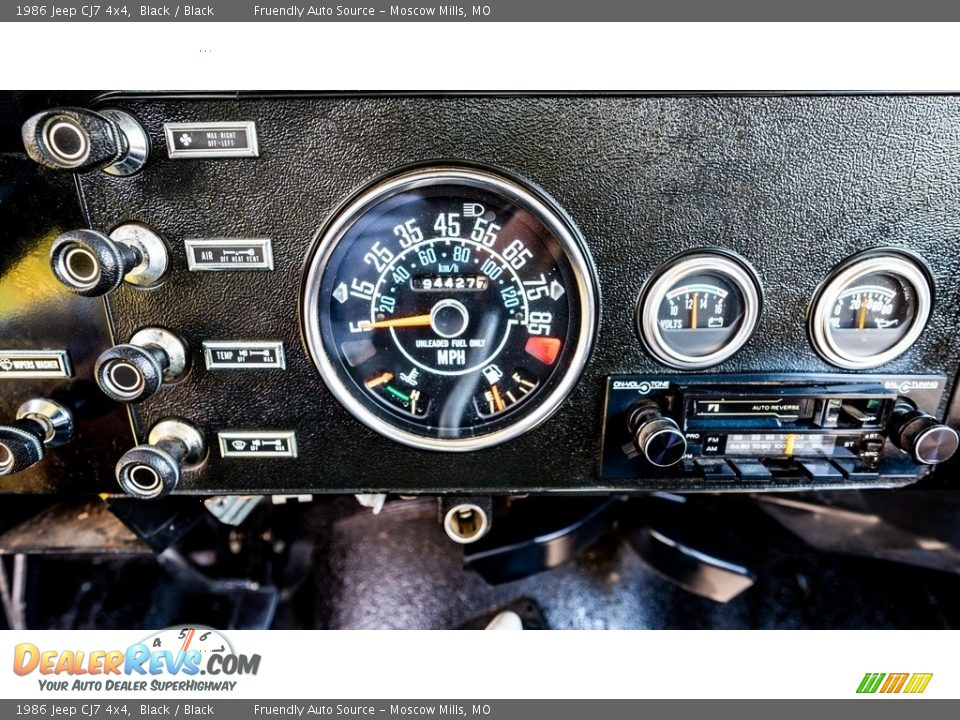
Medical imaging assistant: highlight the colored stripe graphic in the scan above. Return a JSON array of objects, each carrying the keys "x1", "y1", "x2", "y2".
[
  {"x1": 857, "y1": 672, "x2": 932, "y2": 694},
  {"x1": 904, "y1": 674, "x2": 933, "y2": 694},
  {"x1": 880, "y1": 673, "x2": 909, "y2": 693},
  {"x1": 857, "y1": 673, "x2": 885, "y2": 693}
]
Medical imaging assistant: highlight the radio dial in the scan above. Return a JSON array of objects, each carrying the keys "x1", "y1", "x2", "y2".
[
  {"x1": 888, "y1": 401, "x2": 958, "y2": 466},
  {"x1": 628, "y1": 403, "x2": 687, "y2": 468}
]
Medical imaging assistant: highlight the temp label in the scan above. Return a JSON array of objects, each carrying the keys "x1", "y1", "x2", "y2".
[
  {"x1": 164, "y1": 121, "x2": 259, "y2": 158},
  {"x1": 203, "y1": 341, "x2": 285, "y2": 370},
  {"x1": 0, "y1": 350, "x2": 72, "y2": 379},
  {"x1": 218, "y1": 431, "x2": 298, "y2": 458},
  {"x1": 185, "y1": 238, "x2": 274, "y2": 271}
]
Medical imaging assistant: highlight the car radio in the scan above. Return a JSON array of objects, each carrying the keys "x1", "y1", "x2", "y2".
[{"x1": 601, "y1": 374, "x2": 957, "y2": 491}]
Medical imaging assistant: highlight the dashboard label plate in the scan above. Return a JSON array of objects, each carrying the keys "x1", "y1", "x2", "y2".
[
  {"x1": 164, "y1": 121, "x2": 259, "y2": 158},
  {"x1": 0, "y1": 350, "x2": 72, "y2": 379},
  {"x1": 185, "y1": 238, "x2": 274, "y2": 271},
  {"x1": 203, "y1": 341, "x2": 286, "y2": 370},
  {"x1": 218, "y1": 431, "x2": 298, "y2": 458}
]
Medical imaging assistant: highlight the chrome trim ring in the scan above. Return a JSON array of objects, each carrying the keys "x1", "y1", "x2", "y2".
[
  {"x1": 130, "y1": 327, "x2": 189, "y2": 382},
  {"x1": 301, "y1": 166, "x2": 598, "y2": 452},
  {"x1": 809, "y1": 253, "x2": 932, "y2": 370},
  {"x1": 16, "y1": 399, "x2": 74, "y2": 447},
  {"x1": 110, "y1": 223, "x2": 169, "y2": 288},
  {"x1": 101, "y1": 109, "x2": 150, "y2": 177},
  {"x1": 638, "y1": 253, "x2": 762, "y2": 369},
  {"x1": 148, "y1": 418, "x2": 207, "y2": 469}
]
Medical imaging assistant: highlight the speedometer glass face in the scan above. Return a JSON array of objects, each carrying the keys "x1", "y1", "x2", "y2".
[
  {"x1": 302, "y1": 167, "x2": 596, "y2": 451},
  {"x1": 810, "y1": 251, "x2": 932, "y2": 369},
  {"x1": 638, "y1": 252, "x2": 761, "y2": 369}
]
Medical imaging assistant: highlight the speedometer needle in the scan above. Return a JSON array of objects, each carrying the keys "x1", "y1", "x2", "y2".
[
  {"x1": 359, "y1": 314, "x2": 432, "y2": 330},
  {"x1": 857, "y1": 295, "x2": 867, "y2": 331}
]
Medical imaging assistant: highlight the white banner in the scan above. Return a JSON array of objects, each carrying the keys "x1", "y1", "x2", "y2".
[{"x1": 0, "y1": 629, "x2": 954, "y2": 699}]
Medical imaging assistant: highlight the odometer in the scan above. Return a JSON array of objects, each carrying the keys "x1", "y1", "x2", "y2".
[{"x1": 301, "y1": 166, "x2": 597, "y2": 451}]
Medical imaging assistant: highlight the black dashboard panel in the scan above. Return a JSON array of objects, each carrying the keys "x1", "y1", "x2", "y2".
[
  {"x1": 0, "y1": 152, "x2": 131, "y2": 494},
  {"x1": 5, "y1": 93, "x2": 960, "y2": 495}
]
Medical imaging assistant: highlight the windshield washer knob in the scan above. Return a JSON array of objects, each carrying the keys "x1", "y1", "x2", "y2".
[{"x1": 116, "y1": 419, "x2": 206, "y2": 499}]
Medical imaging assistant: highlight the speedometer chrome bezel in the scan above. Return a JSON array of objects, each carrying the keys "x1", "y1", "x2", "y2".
[
  {"x1": 300, "y1": 165, "x2": 598, "y2": 452},
  {"x1": 637, "y1": 251, "x2": 762, "y2": 369},
  {"x1": 808, "y1": 249, "x2": 933, "y2": 370}
]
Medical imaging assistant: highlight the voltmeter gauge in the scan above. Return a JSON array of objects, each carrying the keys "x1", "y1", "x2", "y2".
[
  {"x1": 301, "y1": 166, "x2": 597, "y2": 451},
  {"x1": 637, "y1": 252, "x2": 762, "y2": 369},
  {"x1": 809, "y1": 250, "x2": 933, "y2": 369}
]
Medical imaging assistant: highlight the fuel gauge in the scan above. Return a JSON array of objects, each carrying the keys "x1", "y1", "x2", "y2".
[
  {"x1": 810, "y1": 250, "x2": 933, "y2": 369},
  {"x1": 638, "y1": 251, "x2": 762, "y2": 369}
]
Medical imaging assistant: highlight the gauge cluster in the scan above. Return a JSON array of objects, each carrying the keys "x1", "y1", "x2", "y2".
[
  {"x1": 302, "y1": 166, "x2": 596, "y2": 451},
  {"x1": 634, "y1": 248, "x2": 934, "y2": 372},
  {"x1": 5, "y1": 93, "x2": 960, "y2": 496}
]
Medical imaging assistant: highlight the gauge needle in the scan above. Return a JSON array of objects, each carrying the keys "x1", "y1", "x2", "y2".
[
  {"x1": 857, "y1": 295, "x2": 868, "y2": 331},
  {"x1": 359, "y1": 314, "x2": 432, "y2": 330},
  {"x1": 491, "y1": 384, "x2": 506, "y2": 412},
  {"x1": 691, "y1": 293, "x2": 698, "y2": 330}
]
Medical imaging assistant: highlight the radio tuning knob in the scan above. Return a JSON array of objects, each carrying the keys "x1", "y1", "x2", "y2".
[
  {"x1": 21, "y1": 107, "x2": 149, "y2": 176},
  {"x1": 50, "y1": 224, "x2": 169, "y2": 297},
  {"x1": 628, "y1": 402, "x2": 687, "y2": 468},
  {"x1": 95, "y1": 328, "x2": 189, "y2": 404},
  {"x1": 0, "y1": 399, "x2": 74, "y2": 477},
  {"x1": 888, "y1": 400, "x2": 959, "y2": 466},
  {"x1": 116, "y1": 419, "x2": 206, "y2": 499}
]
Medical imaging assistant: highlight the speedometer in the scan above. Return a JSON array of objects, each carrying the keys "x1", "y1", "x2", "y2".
[{"x1": 301, "y1": 166, "x2": 597, "y2": 451}]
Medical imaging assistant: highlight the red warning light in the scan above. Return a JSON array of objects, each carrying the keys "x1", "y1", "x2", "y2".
[{"x1": 524, "y1": 337, "x2": 562, "y2": 365}]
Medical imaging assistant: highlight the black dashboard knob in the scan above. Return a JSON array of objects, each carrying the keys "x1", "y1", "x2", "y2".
[
  {"x1": 50, "y1": 225, "x2": 169, "y2": 297},
  {"x1": 116, "y1": 419, "x2": 206, "y2": 499},
  {"x1": 96, "y1": 345, "x2": 166, "y2": 403},
  {"x1": 51, "y1": 229, "x2": 142, "y2": 296},
  {"x1": 0, "y1": 399, "x2": 74, "y2": 477},
  {"x1": 95, "y1": 328, "x2": 189, "y2": 404},
  {"x1": 21, "y1": 107, "x2": 149, "y2": 176},
  {"x1": 888, "y1": 401, "x2": 959, "y2": 466},
  {"x1": 628, "y1": 402, "x2": 687, "y2": 468}
]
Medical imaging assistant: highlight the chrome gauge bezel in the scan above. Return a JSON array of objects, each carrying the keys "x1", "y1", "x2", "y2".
[
  {"x1": 809, "y1": 250, "x2": 933, "y2": 370},
  {"x1": 301, "y1": 165, "x2": 598, "y2": 452},
  {"x1": 637, "y1": 251, "x2": 762, "y2": 369}
]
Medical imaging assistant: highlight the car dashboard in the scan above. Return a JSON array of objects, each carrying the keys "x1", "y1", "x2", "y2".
[
  {"x1": 5, "y1": 92, "x2": 960, "y2": 495},
  {"x1": 2, "y1": 93, "x2": 960, "y2": 596}
]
